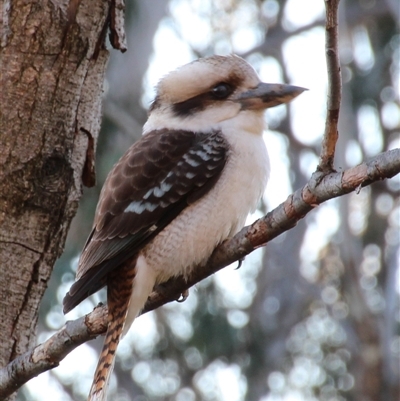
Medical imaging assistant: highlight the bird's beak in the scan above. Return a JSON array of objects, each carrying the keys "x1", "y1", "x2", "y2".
[{"x1": 235, "y1": 83, "x2": 307, "y2": 110}]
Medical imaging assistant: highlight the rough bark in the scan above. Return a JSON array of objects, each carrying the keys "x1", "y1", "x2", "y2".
[{"x1": 0, "y1": 0, "x2": 110, "y2": 399}]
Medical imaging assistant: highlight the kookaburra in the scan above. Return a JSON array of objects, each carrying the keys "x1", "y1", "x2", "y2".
[{"x1": 63, "y1": 54, "x2": 305, "y2": 400}]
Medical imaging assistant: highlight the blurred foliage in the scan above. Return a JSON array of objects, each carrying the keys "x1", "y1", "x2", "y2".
[{"x1": 23, "y1": 0, "x2": 399, "y2": 400}]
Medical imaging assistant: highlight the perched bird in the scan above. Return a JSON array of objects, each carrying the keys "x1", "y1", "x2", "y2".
[{"x1": 63, "y1": 54, "x2": 305, "y2": 400}]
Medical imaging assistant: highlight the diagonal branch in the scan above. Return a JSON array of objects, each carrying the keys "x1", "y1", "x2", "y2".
[{"x1": 1, "y1": 147, "x2": 399, "y2": 398}]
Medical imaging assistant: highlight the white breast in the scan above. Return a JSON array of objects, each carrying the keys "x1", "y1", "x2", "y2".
[{"x1": 142, "y1": 111, "x2": 270, "y2": 283}]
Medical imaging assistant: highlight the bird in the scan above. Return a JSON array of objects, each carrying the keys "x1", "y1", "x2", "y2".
[{"x1": 63, "y1": 54, "x2": 306, "y2": 401}]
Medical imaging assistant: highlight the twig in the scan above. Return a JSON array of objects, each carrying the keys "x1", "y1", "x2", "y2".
[
  {"x1": 319, "y1": 0, "x2": 342, "y2": 172},
  {"x1": 1, "y1": 148, "x2": 399, "y2": 399},
  {"x1": 109, "y1": 0, "x2": 127, "y2": 52}
]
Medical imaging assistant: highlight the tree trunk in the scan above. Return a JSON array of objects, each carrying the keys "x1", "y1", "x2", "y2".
[{"x1": 0, "y1": 0, "x2": 109, "y2": 398}]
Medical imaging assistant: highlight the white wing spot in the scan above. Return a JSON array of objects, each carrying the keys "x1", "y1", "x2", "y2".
[
  {"x1": 125, "y1": 201, "x2": 158, "y2": 214},
  {"x1": 194, "y1": 149, "x2": 211, "y2": 161},
  {"x1": 183, "y1": 154, "x2": 201, "y2": 167},
  {"x1": 160, "y1": 181, "x2": 173, "y2": 194},
  {"x1": 185, "y1": 172, "x2": 196, "y2": 179},
  {"x1": 143, "y1": 181, "x2": 173, "y2": 199},
  {"x1": 143, "y1": 189, "x2": 152, "y2": 200},
  {"x1": 153, "y1": 186, "x2": 164, "y2": 197},
  {"x1": 203, "y1": 143, "x2": 214, "y2": 153}
]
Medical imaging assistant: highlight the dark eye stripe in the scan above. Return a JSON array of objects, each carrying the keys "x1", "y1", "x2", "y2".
[
  {"x1": 172, "y1": 93, "x2": 209, "y2": 117},
  {"x1": 172, "y1": 80, "x2": 238, "y2": 117}
]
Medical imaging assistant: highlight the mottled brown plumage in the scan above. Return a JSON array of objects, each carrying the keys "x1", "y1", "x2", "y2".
[
  {"x1": 63, "y1": 54, "x2": 305, "y2": 401},
  {"x1": 63, "y1": 129, "x2": 228, "y2": 314},
  {"x1": 64, "y1": 128, "x2": 228, "y2": 401}
]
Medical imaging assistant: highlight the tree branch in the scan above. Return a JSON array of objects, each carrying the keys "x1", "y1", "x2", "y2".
[
  {"x1": 1, "y1": 148, "x2": 399, "y2": 398},
  {"x1": 319, "y1": 0, "x2": 342, "y2": 172}
]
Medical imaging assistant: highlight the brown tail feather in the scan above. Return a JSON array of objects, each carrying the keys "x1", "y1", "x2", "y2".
[{"x1": 88, "y1": 261, "x2": 137, "y2": 401}]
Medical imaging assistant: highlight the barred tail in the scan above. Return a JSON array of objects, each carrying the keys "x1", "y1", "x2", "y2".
[{"x1": 88, "y1": 262, "x2": 137, "y2": 401}]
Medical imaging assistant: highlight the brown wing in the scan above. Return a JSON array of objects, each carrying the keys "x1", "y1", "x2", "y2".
[{"x1": 63, "y1": 129, "x2": 229, "y2": 313}]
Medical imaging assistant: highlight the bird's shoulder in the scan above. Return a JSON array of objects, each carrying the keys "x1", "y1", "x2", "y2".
[
  {"x1": 94, "y1": 128, "x2": 229, "y2": 234},
  {"x1": 75, "y1": 128, "x2": 229, "y2": 280}
]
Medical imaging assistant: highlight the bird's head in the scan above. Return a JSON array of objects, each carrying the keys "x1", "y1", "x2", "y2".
[{"x1": 144, "y1": 54, "x2": 306, "y2": 134}]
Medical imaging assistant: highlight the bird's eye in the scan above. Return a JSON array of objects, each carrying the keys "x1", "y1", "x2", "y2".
[{"x1": 211, "y1": 83, "x2": 233, "y2": 99}]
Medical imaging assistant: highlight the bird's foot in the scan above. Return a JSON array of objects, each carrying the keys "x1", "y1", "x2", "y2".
[
  {"x1": 235, "y1": 257, "x2": 245, "y2": 270},
  {"x1": 176, "y1": 289, "x2": 189, "y2": 303}
]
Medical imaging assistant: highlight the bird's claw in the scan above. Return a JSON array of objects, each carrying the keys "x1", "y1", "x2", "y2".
[
  {"x1": 176, "y1": 289, "x2": 189, "y2": 303},
  {"x1": 235, "y1": 257, "x2": 245, "y2": 270}
]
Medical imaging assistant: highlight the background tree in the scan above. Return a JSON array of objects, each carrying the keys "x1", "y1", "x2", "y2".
[
  {"x1": 1, "y1": 1, "x2": 399, "y2": 401},
  {"x1": 0, "y1": 0, "x2": 111, "y2": 399}
]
